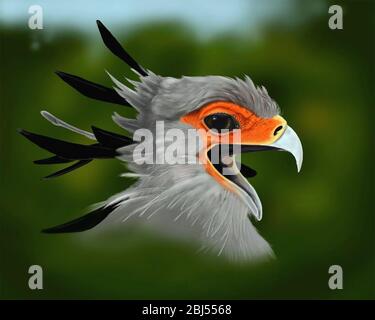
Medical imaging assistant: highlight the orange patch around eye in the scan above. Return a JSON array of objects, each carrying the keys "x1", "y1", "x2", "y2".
[
  {"x1": 181, "y1": 101, "x2": 257, "y2": 130},
  {"x1": 181, "y1": 101, "x2": 286, "y2": 145}
]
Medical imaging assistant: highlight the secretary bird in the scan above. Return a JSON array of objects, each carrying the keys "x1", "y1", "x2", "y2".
[{"x1": 20, "y1": 21, "x2": 303, "y2": 261}]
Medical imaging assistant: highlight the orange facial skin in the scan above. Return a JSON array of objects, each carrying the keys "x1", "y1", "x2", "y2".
[{"x1": 180, "y1": 101, "x2": 287, "y2": 192}]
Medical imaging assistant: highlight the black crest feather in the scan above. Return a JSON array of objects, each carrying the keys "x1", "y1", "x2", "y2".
[
  {"x1": 55, "y1": 71, "x2": 129, "y2": 106},
  {"x1": 42, "y1": 202, "x2": 122, "y2": 233},
  {"x1": 96, "y1": 20, "x2": 148, "y2": 76},
  {"x1": 19, "y1": 127, "x2": 133, "y2": 179}
]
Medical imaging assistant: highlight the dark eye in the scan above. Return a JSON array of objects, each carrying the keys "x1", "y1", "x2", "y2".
[{"x1": 204, "y1": 113, "x2": 239, "y2": 132}]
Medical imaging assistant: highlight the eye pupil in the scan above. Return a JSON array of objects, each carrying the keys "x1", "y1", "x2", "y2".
[{"x1": 204, "y1": 113, "x2": 239, "y2": 132}]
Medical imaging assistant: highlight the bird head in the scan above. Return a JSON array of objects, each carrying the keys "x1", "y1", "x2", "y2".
[
  {"x1": 19, "y1": 21, "x2": 303, "y2": 262},
  {"x1": 111, "y1": 73, "x2": 302, "y2": 222}
]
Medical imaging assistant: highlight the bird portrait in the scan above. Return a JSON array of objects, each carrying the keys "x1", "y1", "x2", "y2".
[{"x1": 19, "y1": 20, "x2": 303, "y2": 262}]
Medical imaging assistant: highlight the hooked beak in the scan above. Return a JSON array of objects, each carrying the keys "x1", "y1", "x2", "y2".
[
  {"x1": 269, "y1": 126, "x2": 303, "y2": 173},
  {"x1": 238, "y1": 125, "x2": 303, "y2": 220},
  {"x1": 207, "y1": 125, "x2": 303, "y2": 221}
]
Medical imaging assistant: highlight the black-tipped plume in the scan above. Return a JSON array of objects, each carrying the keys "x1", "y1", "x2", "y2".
[
  {"x1": 55, "y1": 71, "x2": 129, "y2": 106},
  {"x1": 96, "y1": 20, "x2": 148, "y2": 76},
  {"x1": 18, "y1": 127, "x2": 133, "y2": 179},
  {"x1": 55, "y1": 21, "x2": 149, "y2": 107},
  {"x1": 42, "y1": 201, "x2": 123, "y2": 233}
]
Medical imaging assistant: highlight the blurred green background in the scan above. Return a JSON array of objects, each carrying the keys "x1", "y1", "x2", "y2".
[{"x1": 1, "y1": 0, "x2": 374, "y2": 299}]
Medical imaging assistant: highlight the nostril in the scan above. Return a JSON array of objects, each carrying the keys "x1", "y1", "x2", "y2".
[{"x1": 274, "y1": 125, "x2": 283, "y2": 136}]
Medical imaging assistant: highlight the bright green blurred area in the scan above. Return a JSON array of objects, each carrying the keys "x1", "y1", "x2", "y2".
[{"x1": 1, "y1": 1, "x2": 374, "y2": 299}]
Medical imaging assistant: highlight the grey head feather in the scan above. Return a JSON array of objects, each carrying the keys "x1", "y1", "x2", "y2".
[{"x1": 109, "y1": 72, "x2": 280, "y2": 132}]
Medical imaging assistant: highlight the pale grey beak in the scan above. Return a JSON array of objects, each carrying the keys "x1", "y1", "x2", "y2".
[
  {"x1": 212, "y1": 125, "x2": 303, "y2": 222},
  {"x1": 270, "y1": 126, "x2": 303, "y2": 172}
]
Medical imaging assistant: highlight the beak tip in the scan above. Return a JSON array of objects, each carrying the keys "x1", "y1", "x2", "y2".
[
  {"x1": 296, "y1": 148, "x2": 303, "y2": 173},
  {"x1": 297, "y1": 160, "x2": 303, "y2": 173},
  {"x1": 250, "y1": 212, "x2": 262, "y2": 221},
  {"x1": 254, "y1": 207, "x2": 263, "y2": 221},
  {"x1": 255, "y1": 205, "x2": 263, "y2": 221}
]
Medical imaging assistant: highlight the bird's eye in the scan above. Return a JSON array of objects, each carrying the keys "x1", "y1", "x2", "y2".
[{"x1": 204, "y1": 113, "x2": 239, "y2": 132}]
